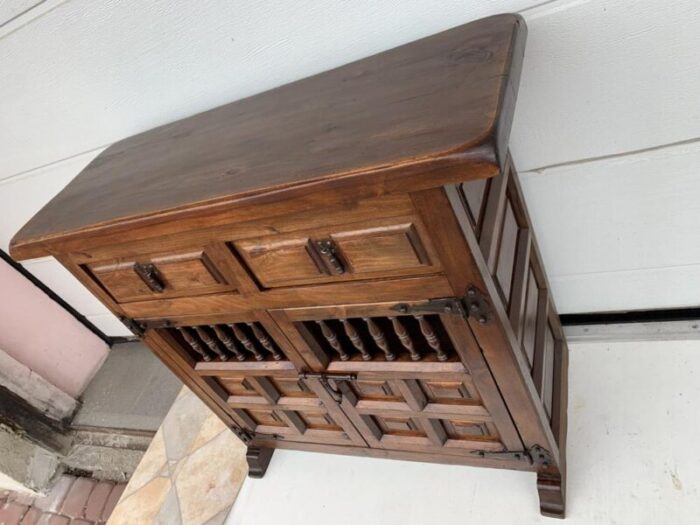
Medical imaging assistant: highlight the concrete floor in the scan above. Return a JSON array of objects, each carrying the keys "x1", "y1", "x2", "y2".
[
  {"x1": 73, "y1": 342, "x2": 181, "y2": 432},
  {"x1": 227, "y1": 339, "x2": 700, "y2": 525}
]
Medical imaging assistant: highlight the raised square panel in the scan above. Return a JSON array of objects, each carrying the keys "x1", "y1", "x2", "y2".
[
  {"x1": 298, "y1": 410, "x2": 342, "y2": 431},
  {"x1": 332, "y1": 223, "x2": 428, "y2": 274},
  {"x1": 218, "y1": 377, "x2": 257, "y2": 397},
  {"x1": 235, "y1": 236, "x2": 325, "y2": 287},
  {"x1": 271, "y1": 378, "x2": 315, "y2": 398},
  {"x1": 376, "y1": 416, "x2": 422, "y2": 436},
  {"x1": 247, "y1": 409, "x2": 284, "y2": 427},
  {"x1": 353, "y1": 380, "x2": 400, "y2": 401},
  {"x1": 421, "y1": 380, "x2": 472, "y2": 403},
  {"x1": 443, "y1": 419, "x2": 488, "y2": 439},
  {"x1": 153, "y1": 251, "x2": 224, "y2": 289},
  {"x1": 86, "y1": 248, "x2": 236, "y2": 303}
]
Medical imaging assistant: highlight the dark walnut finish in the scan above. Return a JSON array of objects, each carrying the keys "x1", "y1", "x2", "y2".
[{"x1": 11, "y1": 15, "x2": 568, "y2": 518}]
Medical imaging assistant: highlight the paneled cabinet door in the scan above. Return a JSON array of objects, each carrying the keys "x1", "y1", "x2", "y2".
[
  {"x1": 269, "y1": 303, "x2": 523, "y2": 455},
  {"x1": 219, "y1": 371, "x2": 366, "y2": 447},
  {"x1": 147, "y1": 314, "x2": 366, "y2": 448}
]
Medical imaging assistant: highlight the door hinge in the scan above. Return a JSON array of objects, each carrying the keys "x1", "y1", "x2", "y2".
[
  {"x1": 118, "y1": 316, "x2": 146, "y2": 337},
  {"x1": 230, "y1": 426, "x2": 282, "y2": 444},
  {"x1": 230, "y1": 426, "x2": 254, "y2": 444},
  {"x1": 472, "y1": 445, "x2": 553, "y2": 468},
  {"x1": 299, "y1": 372, "x2": 356, "y2": 403},
  {"x1": 392, "y1": 286, "x2": 491, "y2": 325}
]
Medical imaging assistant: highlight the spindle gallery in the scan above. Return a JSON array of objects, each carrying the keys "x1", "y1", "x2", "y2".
[{"x1": 11, "y1": 14, "x2": 568, "y2": 518}]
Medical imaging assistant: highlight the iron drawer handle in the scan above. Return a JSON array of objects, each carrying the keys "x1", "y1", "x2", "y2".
[
  {"x1": 315, "y1": 239, "x2": 345, "y2": 274},
  {"x1": 134, "y1": 262, "x2": 165, "y2": 292}
]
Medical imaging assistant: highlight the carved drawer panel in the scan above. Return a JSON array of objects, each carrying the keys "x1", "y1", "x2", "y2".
[
  {"x1": 233, "y1": 216, "x2": 440, "y2": 289},
  {"x1": 83, "y1": 244, "x2": 243, "y2": 303}
]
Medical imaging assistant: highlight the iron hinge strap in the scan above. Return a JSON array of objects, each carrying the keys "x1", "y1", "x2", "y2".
[
  {"x1": 118, "y1": 316, "x2": 146, "y2": 337},
  {"x1": 472, "y1": 445, "x2": 553, "y2": 468},
  {"x1": 230, "y1": 426, "x2": 281, "y2": 444},
  {"x1": 392, "y1": 286, "x2": 491, "y2": 324},
  {"x1": 299, "y1": 372, "x2": 357, "y2": 403}
]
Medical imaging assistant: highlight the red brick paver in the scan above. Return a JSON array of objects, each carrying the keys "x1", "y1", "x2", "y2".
[
  {"x1": 0, "y1": 476, "x2": 125, "y2": 525},
  {"x1": 0, "y1": 500, "x2": 29, "y2": 524},
  {"x1": 35, "y1": 514, "x2": 69, "y2": 525},
  {"x1": 100, "y1": 483, "x2": 125, "y2": 523},
  {"x1": 82, "y1": 481, "x2": 112, "y2": 523},
  {"x1": 19, "y1": 507, "x2": 41, "y2": 525},
  {"x1": 59, "y1": 479, "x2": 95, "y2": 520}
]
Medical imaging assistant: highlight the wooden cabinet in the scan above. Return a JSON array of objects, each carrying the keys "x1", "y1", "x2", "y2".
[{"x1": 10, "y1": 15, "x2": 568, "y2": 518}]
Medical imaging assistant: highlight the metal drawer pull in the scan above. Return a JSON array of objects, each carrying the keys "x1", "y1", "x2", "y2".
[
  {"x1": 315, "y1": 239, "x2": 345, "y2": 274},
  {"x1": 134, "y1": 262, "x2": 165, "y2": 292}
]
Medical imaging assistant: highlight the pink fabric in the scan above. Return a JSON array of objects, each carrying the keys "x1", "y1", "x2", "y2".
[{"x1": 0, "y1": 259, "x2": 108, "y2": 398}]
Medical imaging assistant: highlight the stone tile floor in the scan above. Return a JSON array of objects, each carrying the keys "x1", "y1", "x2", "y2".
[
  {"x1": 0, "y1": 475, "x2": 125, "y2": 525},
  {"x1": 107, "y1": 386, "x2": 247, "y2": 525}
]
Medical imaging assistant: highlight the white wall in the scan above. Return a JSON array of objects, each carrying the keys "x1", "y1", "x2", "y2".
[
  {"x1": 228, "y1": 340, "x2": 700, "y2": 524},
  {"x1": 2, "y1": 0, "x2": 700, "y2": 336}
]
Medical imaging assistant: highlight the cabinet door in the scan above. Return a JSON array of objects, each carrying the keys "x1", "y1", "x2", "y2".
[
  {"x1": 149, "y1": 313, "x2": 365, "y2": 448},
  {"x1": 270, "y1": 303, "x2": 523, "y2": 454}
]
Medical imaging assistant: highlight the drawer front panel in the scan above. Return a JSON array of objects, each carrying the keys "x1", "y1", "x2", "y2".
[
  {"x1": 86, "y1": 245, "x2": 242, "y2": 303},
  {"x1": 234, "y1": 217, "x2": 439, "y2": 289}
]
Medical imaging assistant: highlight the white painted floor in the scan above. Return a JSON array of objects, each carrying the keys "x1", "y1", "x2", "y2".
[{"x1": 227, "y1": 340, "x2": 700, "y2": 524}]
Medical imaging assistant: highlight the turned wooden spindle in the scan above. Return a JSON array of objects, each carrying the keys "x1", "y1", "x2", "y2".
[
  {"x1": 414, "y1": 315, "x2": 448, "y2": 361},
  {"x1": 315, "y1": 320, "x2": 350, "y2": 361},
  {"x1": 212, "y1": 325, "x2": 246, "y2": 361},
  {"x1": 247, "y1": 323, "x2": 283, "y2": 361},
  {"x1": 390, "y1": 317, "x2": 421, "y2": 361},
  {"x1": 340, "y1": 319, "x2": 371, "y2": 361},
  {"x1": 194, "y1": 326, "x2": 228, "y2": 361},
  {"x1": 231, "y1": 324, "x2": 264, "y2": 361},
  {"x1": 363, "y1": 317, "x2": 395, "y2": 361},
  {"x1": 178, "y1": 327, "x2": 211, "y2": 361}
]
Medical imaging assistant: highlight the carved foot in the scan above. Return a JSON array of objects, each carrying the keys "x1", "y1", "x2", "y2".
[
  {"x1": 246, "y1": 446, "x2": 274, "y2": 478},
  {"x1": 537, "y1": 471, "x2": 565, "y2": 518}
]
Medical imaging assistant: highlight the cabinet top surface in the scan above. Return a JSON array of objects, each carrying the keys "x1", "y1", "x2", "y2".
[{"x1": 12, "y1": 14, "x2": 524, "y2": 258}]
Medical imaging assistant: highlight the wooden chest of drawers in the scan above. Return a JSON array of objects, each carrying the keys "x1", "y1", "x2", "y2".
[{"x1": 11, "y1": 14, "x2": 568, "y2": 518}]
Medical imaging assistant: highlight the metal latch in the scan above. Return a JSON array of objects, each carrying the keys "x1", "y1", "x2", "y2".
[
  {"x1": 299, "y1": 372, "x2": 356, "y2": 402},
  {"x1": 472, "y1": 445, "x2": 553, "y2": 468},
  {"x1": 392, "y1": 286, "x2": 491, "y2": 325}
]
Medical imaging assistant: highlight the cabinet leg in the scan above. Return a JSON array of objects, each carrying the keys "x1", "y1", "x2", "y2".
[
  {"x1": 246, "y1": 446, "x2": 274, "y2": 478},
  {"x1": 537, "y1": 469, "x2": 566, "y2": 518}
]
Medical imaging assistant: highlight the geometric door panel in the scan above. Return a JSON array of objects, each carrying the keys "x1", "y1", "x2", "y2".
[
  {"x1": 218, "y1": 371, "x2": 366, "y2": 447},
  {"x1": 334, "y1": 374, "x2": 505, "y2": 455},
  {"x1": 271, "y1": 302, "x2": 524, "y2": 454}
]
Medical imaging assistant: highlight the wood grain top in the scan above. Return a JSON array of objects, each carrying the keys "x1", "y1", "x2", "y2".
[{"x1": 11, "y1": 14, "x2": 526, "y2": 258}]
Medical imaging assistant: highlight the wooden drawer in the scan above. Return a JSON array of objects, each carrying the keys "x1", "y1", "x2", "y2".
[
  {"x1": 233, "y1": 216, "x2": 440, "y2": 289},
  {"x1": 84, "y1": 244, "x2": 243, "y2": 303}
]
